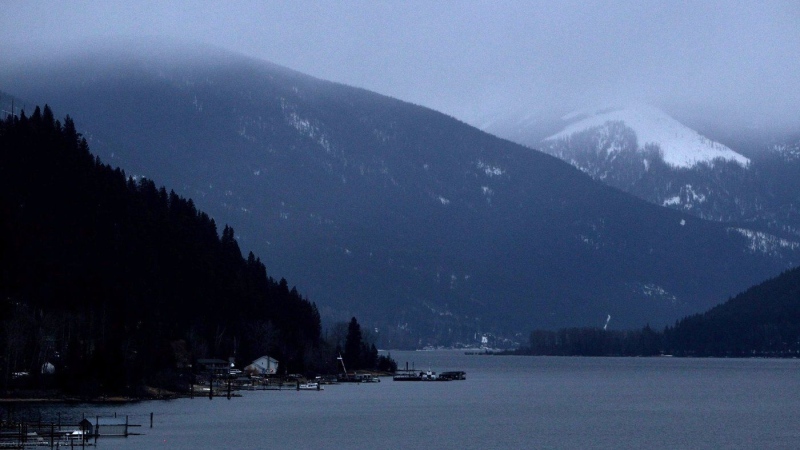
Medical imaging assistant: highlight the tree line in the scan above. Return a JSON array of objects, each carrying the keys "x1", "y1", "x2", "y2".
[
  {"x1": 513, "y1": 265, "x2": 800, "y2": 357},
  {"x1": 0, "y1": 105, "x2": 392, "y2": 398}
]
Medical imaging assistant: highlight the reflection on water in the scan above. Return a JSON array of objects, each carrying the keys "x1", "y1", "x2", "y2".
[{"x1": 7, "y1": 352, "x2": 800, "y2": 449}]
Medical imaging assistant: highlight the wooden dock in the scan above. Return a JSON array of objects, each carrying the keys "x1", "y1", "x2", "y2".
[{"x1": 0, "y1": 412, "x2": 152, "y2": 448}]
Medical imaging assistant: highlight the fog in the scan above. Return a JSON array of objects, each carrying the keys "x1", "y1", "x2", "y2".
[{"x1": 2, "y1": 0, "x2": 799, "y2": 132}]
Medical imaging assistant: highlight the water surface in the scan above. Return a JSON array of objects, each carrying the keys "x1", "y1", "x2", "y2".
[{"x1": 13, "y1": 352, "x2": 800, "y2": 449}]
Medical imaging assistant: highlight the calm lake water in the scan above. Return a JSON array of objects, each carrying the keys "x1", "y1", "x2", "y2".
[{"x1": 9, "y1": 351, "x2": 800, "y2": 449}]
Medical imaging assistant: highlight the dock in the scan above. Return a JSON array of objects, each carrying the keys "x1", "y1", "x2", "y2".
[
  {"x1": 0, "y1": 411, "x2": 152, "y2": 448},
  {"x1": 392, "y1": 363, "x2": 466, "y2": 381}
]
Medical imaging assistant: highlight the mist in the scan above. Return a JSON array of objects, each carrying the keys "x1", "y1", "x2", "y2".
[{"x1": 2, "y1": 0, "x2": 799, "y2": 133}]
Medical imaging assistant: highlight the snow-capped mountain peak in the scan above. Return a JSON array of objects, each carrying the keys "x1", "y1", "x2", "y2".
[{"x1": 545, "y1": 105, "x2": 749, "y2": 168}]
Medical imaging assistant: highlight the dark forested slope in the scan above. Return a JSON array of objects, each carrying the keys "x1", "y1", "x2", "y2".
[
  {"x1": 0, "y1": 106, "x2": 323, "y2": 395},
  {"x1": 517, "y1": 265, "x2": 800, "y2": 357},
  {"x1": 664, "y1": 265, "x2": 800, "y2": 356}
]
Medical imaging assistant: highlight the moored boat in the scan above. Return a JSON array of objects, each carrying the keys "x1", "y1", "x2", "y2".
[
  {"x1": 393, "y1": 370, "x2": 423, "y2": 381},
  {"x1": 297, "y1": 382, "x2": 323, "y2": 390},
  {"x1": 438, "y1": 371, "x2": 466, "y2": 380}
]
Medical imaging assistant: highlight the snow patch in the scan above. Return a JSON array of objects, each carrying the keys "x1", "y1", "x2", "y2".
[
  {"x1": 729, "y1": 228, "x2": 800, "y2": 254},
  {"x1": 771, "y1": 142, "x2": 800, "y2": 161},
  {"x1": 476, "y1": 160, "x2": 505, "y2": 177},
  {"x1": 546, "y1": 105, "x2": 749, "y2": 168},
  {"x1": 281, "y1": 98, "x2": 334, "y2": 154},
  {"x1": 579, "y1": 234, "x2": 600, "y2": 249},
  {"x1": 629, "y1": 282, "x2": 678, "y2": 305},
  {"x1": 662, "y1": 184, "x2": 707, "y2": 210}
]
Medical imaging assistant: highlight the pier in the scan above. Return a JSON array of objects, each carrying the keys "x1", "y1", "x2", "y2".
[{"x1": 0, "y1": 410, "x2": 152, "y2": 449}]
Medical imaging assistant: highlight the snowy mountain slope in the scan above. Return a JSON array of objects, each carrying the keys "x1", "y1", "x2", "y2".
[
  {"x1": 483, "y1": 104, "x2": 800, "y2": 244},
  {"x1": 545, "y1": 105, "x2": 749, "y2": 168}
]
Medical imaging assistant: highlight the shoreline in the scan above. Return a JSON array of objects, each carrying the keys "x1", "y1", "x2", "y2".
[{"x1": 0, "y1": 396, "x2": 148, "y2": 404}]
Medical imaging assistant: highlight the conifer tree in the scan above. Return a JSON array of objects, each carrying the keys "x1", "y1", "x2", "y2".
[{"x1": 344, "y1": 317, "x2": 363, "y2": 370}]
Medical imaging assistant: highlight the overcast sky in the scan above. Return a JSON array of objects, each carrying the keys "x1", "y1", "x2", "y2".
[{"x1": 2, "y1": 1, "x2": 799, "y2": 130}]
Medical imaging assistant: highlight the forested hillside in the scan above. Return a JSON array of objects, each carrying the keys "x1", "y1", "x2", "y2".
[
  {"x1": 516, "y1": 265, "x2": 800, "y2": 357},
  {"x1": 0, "y1": 106, "x2": 326, "y2": 396},
  {"x1": 664, "y1": 265, "x2": 800, "y2": 356}
]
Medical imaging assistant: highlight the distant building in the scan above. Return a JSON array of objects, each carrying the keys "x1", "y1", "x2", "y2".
[
  {"x1": 246, "y1": 355, "x2": 279, "y2": 376},
  {"x1": 41, "y1": 362, "x2": 55, "y2": 374},
  {"x1": 196, "y1": 358, "x2": 230, "y2": 377}
]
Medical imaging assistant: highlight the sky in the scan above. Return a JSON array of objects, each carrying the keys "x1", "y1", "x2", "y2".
[{"x1": 2, "y1": 0, "x2": 799, "y2": 131}]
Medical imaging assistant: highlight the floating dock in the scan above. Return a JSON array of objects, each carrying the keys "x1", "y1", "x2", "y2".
[{"x1": 393, "y1": 363, "x2": 466, "y2": 381}]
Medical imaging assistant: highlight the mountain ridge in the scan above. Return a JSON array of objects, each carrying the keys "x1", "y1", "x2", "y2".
[
  {"x1": 485, "y1": 104, "x2": 800, "y2": 243},
  {"x1": 2, "y1": 43, "x2": 796, "y2": 347},
  {"x1": 545, "y1": 105, "x2": 749, "y2": 168}
]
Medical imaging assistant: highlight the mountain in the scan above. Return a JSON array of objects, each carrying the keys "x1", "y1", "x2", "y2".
[
  {"x1": 2, "y1": 43, "x2": 797, "y2": 347},
  {"x1": 545, "y1": 105, "x2": 749, "y2": 169},
  {"x1": 484, "y1": 105, "x2": 800, "y2": 241}
]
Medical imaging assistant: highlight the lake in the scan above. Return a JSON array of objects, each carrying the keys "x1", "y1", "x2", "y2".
[{"x1": 8, "y1": 351, "x2": 800, "y2": 449}]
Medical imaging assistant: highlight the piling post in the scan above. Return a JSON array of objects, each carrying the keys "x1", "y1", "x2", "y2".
[
  {"x1": 150, "y1": 412, "x2": 153, "y2": 429},
  {"x1": 50, "y1": 422, "x2": 54, "y2": 448},
  {"x1": 125, "y1": 415, "x2": 129, "y2": 437}
]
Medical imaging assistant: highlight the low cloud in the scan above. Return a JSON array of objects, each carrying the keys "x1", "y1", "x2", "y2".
[{"x1": 2, "y1": 1, "x2": 798, "y2": 133}]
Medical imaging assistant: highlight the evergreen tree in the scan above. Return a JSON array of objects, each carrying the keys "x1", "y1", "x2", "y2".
[{"x1": 344, "y1": 317, "x2": 363, "y2": 370}]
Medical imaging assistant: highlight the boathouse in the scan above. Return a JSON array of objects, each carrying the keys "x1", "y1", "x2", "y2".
[
  {"x1": 197, "y1": 358, "x2": 230, "y2": 377},
  {"x1": 246, "y1": 355, "x2": 279, "y2": 375}
]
